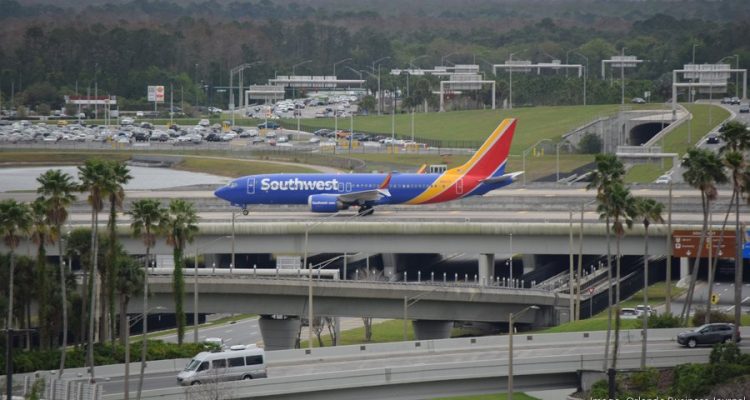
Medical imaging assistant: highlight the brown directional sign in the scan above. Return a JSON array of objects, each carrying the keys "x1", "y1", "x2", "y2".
[{"x1": 672, "y1": 230, "x2": 737, "y2": 258}]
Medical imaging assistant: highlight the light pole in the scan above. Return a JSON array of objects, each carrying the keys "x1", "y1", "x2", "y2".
[
  {"x1": 568, "y1": 51, "x2": 588, "y2": 105},
  {"x1": 441, "y1": 52, "x2": 458, "y2": 66},
  {"x1": 406, "y1": 55, "x2": 428, "y2": 98},
  {"x1": 507, "y1": 50, "x2": 527, "y2": 110},
  {"x1": 303, "y1": 211, "x2": 367, "y2": 349},
  {"x1": 192, "y1": 235, "x2": 232, "y2": 343},
  {"x1": 620, "y1": 46, "x2": 626, "y2": 105},
  {"x1": 229, "y1": 61, "x2": 262, "y2": 126},
  {"x1": 508, "y1": 305, "x2": 539, "y2": 400},
  {"x1": 291, "y1": 59, "x2": 312, "y2": 99},
  {"x1": 333, "y1": 58, "x2": 352, "y2": 77},
  {"x1": 194, "y1": 63, "x2": 199, "y2": 108},
  {"x1": 372, "y1": 56, "x2": 391, "y2": 115}
]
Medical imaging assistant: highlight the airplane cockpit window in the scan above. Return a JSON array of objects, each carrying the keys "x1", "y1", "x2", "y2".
[{"x1": 229, "y1": 182, "x2": 238, "y2": 188}]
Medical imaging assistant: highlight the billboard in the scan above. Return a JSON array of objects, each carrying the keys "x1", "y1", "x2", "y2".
[{"x1": 147, "y1": 85, "x2": 165, "y2": 102}]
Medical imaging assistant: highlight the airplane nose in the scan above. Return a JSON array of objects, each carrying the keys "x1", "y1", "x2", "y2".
[{"x1": 214, "y1": 185, "x2": 229, "y2": 201}]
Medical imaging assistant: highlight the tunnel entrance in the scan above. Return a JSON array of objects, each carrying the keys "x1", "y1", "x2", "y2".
[{"x1": 629, "y1": 122, "x2": 670, "y2": 145}]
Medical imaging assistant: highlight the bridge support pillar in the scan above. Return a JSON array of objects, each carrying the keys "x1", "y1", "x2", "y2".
[
  {"x1": 412, "y1": 320, "x2": 453, "y2": 340},
  {"x1": 679, "y1": 257, "x2": 690, "y2": 284},
  {"x1": 382, "y1": 253, "x2": 398, "y2": 281},
  {"x1": 258, "y1": 315, "x2": 301, "y2": 350},
  {"x1": 478, "y1": 253, "x2": 494, "y2": 286}
]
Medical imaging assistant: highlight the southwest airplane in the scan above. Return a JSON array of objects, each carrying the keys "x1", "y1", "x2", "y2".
[{"x1": 214, "y1": 118, "x2": 522, "y2": 215}]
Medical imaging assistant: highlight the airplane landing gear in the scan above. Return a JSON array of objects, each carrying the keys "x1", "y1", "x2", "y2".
[
  {"x1": 359, "y1": 205, "x2": 375, "y2": 216},
  {"x1": 241, "y1": 208, "x2": 249, "y2": 216}
]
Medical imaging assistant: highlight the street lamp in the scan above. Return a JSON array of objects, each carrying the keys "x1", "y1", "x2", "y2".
[
  {"x1": 372, "y1": 57, "x2": 391, "y2": 115},
  {"x1": 291, "y1": 59, "x2": 313, "y2": 99},
  {"x1": 567, "y1": 51, "x2": 588, "y2": 105},
  {"x1": 229, "y1": 61, "x2": 262, "y2": 126},
  {"x1": 333, "y1": 58, "x2": 352, "y2": 77},
  {"x1": 192, "y1": 235, "x2": 232, "y2": 343},
  {"x1": 441, "y1": 52, "x2": 459, "y2": 66},
  {"x1": 507, "y1": 49, "x2": 527, "y2": 110},
  {"x1": 508, "y1": 305, "x2": 539, "y2": 400},
  {"x1": 406, "y1": 55, "x2": 429, "y2": 98},
  {"x1": 304, "y1": 211, "x2": 368, "y2": 349}
]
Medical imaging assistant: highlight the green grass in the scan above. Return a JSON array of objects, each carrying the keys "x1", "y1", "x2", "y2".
[
  {"x1": 661, "y1": 104, "x2": 730, "y2": 155},
  {"x1": 433, "y1": 393, "x2": 540, "y2": 400},
  {"x1": 173, "y1": 156, "x2": 318, "y2": 177},
  {"x1": 0, "y1": 150, "x2": 318, "y2": 177},
  {"x1": 284, "y1": 105, "x2": 633, "y2": 153},
  {"x1": 300, "y1": 319, "x2": 416, "y2": 348},
  {"x1": 624, "y1": 103, "x2": 729, "y2": 183}
]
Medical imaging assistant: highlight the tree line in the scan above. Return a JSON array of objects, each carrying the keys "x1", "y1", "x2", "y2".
[
  {"x1": 0, "y1": 1, "x2": 748, "y2": 114},
  {"x1": 586, "y1": 119, "x2": 750, "y2": 397},
  {"x1": 1, "y1": 160, "x2": 197, "y2": 395}
]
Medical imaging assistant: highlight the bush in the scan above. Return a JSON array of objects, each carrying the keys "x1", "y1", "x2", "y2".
[
  {"x1": 578, "y1": 132, "x2": 602, "y2": 154},
  {"x1": 635, "y1": 313, "x2": 682, "y2": 328},
  {"x1": 691, "y1": 309, "x2": 733, "y2": 326},
  {"x1": 589, "y1": 378, "x2": 614, "y2": 398},
  {"x1": 0, "y1": 340, "x2": 205, "y2": 374},
  {"x1": 672, "y1": 363, "x2": 713, "y2": 397}
]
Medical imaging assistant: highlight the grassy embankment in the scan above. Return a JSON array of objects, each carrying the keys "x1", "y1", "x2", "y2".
[
  {"x1": 624, "y1": 103, "x2": 730, "y2": 183},
  {"x1": 0, "y1": 150, "x2": 318, "y2": 178}
]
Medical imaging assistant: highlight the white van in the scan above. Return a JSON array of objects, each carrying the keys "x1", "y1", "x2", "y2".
[{"x1": 177, "y1": 345, "x2": 266, "y2": 386}]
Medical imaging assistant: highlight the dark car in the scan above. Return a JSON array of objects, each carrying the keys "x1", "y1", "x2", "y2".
[
  {"x1": 706, "y1": 134, "x2": 720, "y2": 144},
  {"x1": 730, "y1": 97, "x2": 741, "y2": 105},
  {"x1": 677, "y1": 323, "x2": 740, "y2": 348},
  {"x1": 205, "y1": 132, "x2": 222, "y2": 142},
  {"x1": 257, "y1": 121, "x2": 280, "y2": 129}
]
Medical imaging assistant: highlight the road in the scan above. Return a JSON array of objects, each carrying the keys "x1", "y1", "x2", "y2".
[
  {"x1": 664, "y1": 281, "x2": 750, "y2": 317},
  {"x1": 94, "y1": 335, "x2": 749, "y2": 395},
  {"x1": 156, "y1": 316, "x2": 262, "y2": 348}
]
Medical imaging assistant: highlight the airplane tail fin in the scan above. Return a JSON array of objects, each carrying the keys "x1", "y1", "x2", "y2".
[{"x1": 455, "y1": 118, "x2": 516, "y2": 179}]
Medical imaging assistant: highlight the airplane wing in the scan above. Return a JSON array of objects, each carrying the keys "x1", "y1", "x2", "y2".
[
  {"x1": 416, "y1": 164, "x2": 428, "y2": 174},
  {"x1": 481, "y1": 171, "x2": 524, "y2": 184},
  {"x1": 337, "y1": 173, "x2": 392, "y2": 204}
]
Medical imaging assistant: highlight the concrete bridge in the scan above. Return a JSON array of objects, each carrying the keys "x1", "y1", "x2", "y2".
[{"x1": 129, "y1": 271, "x2": 567, "y2": 349}]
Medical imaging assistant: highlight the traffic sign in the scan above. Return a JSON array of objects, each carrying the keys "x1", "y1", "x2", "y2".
[
  {"x1": 672, "y1": 230, "x2": 736, "y2": 258},
  {"x1": 711, "y1": 293, "x2": 720, "y2": 305},
  {"x1": 588, "y1": 287, "x2": 595, "y2": 295}
]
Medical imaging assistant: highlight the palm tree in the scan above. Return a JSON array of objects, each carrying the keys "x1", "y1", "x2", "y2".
[
  {"x1": 598, "y1": 181, "x2": 634, "y2": 370},
  {"x1": 78, "y1": 159, "x2": 109, "y2": 382},
  {"x1": 30, "y1": 198, "x2": 55, "y2": 348},
  {"x1": 0, "y1": 199, "x2": 32, "y2": 385},
  {"x1": 680, "y1": 148, "x2": 727, "y2": 324},
  {"x1": 36, "y1": 169, "x2": 77, "y2": 374},
  {"x1": 634, "y1": 197, "x2": 664, "y2": 369},
  {"x1": 719, "y1": 120, "x2": 750, "y2": 341},
  {"x1": 115, "y1": 256, "x2": 144, "y2": 400},
  {"x1": 103, "y1": 161, "x2": 132, "y2": 344},
  {"x1": 586, "y1": 153, "x2": 625, "y2": 370},
  {"x1": 128, "y1": 198, "x2": 166, "y2": 400},
  {"x1": 164, "y1": 199, "x2": 199, "y2": 345}
]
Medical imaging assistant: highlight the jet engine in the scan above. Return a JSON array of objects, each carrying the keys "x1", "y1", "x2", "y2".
[{"x1": 308, "y1": 194, "x2": 348, "y2": 213}]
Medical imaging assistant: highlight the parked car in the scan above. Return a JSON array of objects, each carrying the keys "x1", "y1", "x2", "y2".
[
  {"x1": 721, "y1": 97, "x2": 732, "y2": 104},
  {"x1": 706, "y1": 134, "x2": 720, "y2": 144},
  {"x1": 258, "y1": 121, "x2": 280, "y2": 129},
  {"x1": 677, "y1": 323, "x2": 740, "y2": 348},
  {"x1": 730, "y1": 96, "x2": 741, "y2": 105},
  {"x1": 739, "y1": 105, "x2": 750, "y2": 114},
  {"x1": 635, "y1": 305, "x2": 656, "y2": 316},
  {"x1": 631, "y1": 97, "x2": 646, "y2": 104},
  {"x1": 619, "y1": 308, "x2": 641, "y2": 319}
]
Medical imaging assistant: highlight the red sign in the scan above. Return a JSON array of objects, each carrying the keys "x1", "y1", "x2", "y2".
[
  {"x1": 672, "y1": 230, "x2": 736, "y2": 258},
  {"x1": 588, "y1": 287, "x2": 595, "y2": 295}
]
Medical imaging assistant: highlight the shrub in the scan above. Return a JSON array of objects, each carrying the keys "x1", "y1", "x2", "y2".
[
  {"x1": 635, "y1": 313, "x2": 682, "y2": 328},
  {"x1": 589, "y1": 378, "x2": 613, "y2": 398},
  {"x1": 691, "y1": 309, "x2": 733, "y2": 326},
  {"x1": 672, "y1": 363, "x2": 713, "y2": 396}
]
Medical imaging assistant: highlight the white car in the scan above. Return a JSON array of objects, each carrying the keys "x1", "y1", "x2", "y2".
[
  {"x1": 619, "y1": 308, "x2": 641, "y2": 320},
  {"x1": 198, "y1": 119, "x2": 210, "y2": 127},
  {"x1": 655, "y1": 174, "x2": 672, "y2": 184},
  {"x1": 635, "y1": 305, "x2": 656, "y2": 316}
]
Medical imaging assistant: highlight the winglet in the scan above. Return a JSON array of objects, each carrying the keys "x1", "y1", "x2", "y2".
[
  {"x1": 416, "y1": 164, "x2": 428, "y2": 174},
  {"x1": 378, "y1": 173, "x2": 392, "y2": 189}
]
